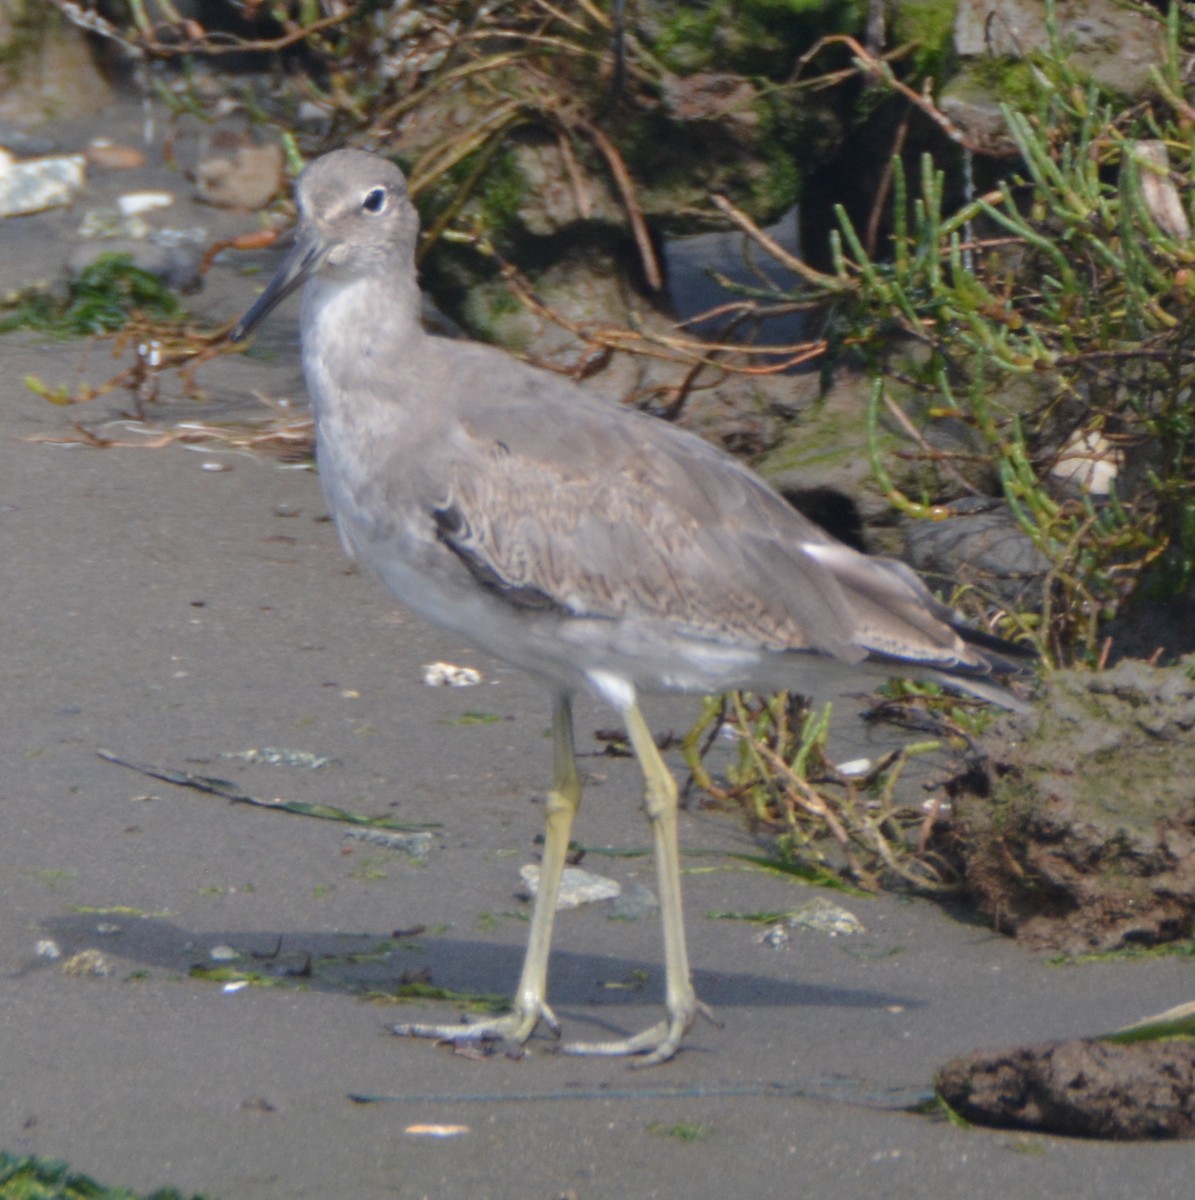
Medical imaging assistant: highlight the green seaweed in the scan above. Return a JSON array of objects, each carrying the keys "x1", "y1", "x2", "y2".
[
  {"x1": 0, "y1": 1151, "x2": 207, "y2": 1200},
  {"x1": 370, "y1": 982, "x2": 508, "y2": 1013},
  {"x1": 189, "y1": 965, "x2": 289, "y2": 988},
  {"x1": 0, "y1": 255, "x2": 180, "y2": 337},
  {"x1": 647, "y1": 1121, "x2": 712, "y2": 1142},
  {"x1": 97, "y1": 748, "x2": 437, "y2": 831},
  {"x1": 439, "y1": 711, "x2": 502, "y2": 726}
]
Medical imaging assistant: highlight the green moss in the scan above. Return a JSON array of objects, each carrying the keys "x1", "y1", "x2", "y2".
[
  {"x1": 759, "y1": 408, "x2": 898, "y2": 475},
  {"x1": 651, "y1": 5, "x2": 722, "y2": 73},
  {"x1": 649, "y1": 0, "x2": 868, "y2": 77},
  {"x1": 756, "y1": 146, "x2": 800, "y2": 213},
  {"x1": 483, "y1": 288, "x2": 522, "y2": 320},
  {"x1": 620, "y1": 103, "x2": 805, "y2": 227},
  {"x1": 0, "y1": 3, "x2": 59, "y2": 74},
  {"x1": 462, "y1": 287, "x2": 532, "y2": 351},
  {"x1": 474, "y1": 148, "x2": 527, "y2": 232},
  {"x1": 966, "y1": 57, "x2": 1041, "y2": 110},
  {"x1": 750, "y1": 88, "x2": 836, "y2": 216},
  {"x1": 889, "y1": 0, "x2": 960, "y2": 80}
]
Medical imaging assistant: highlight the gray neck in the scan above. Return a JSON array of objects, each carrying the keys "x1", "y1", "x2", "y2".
[{"x1": 300, "y1": 264, "x2": 424, "y2": 404}]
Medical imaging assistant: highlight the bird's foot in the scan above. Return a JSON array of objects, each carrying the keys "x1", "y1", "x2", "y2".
[
  {"x1": 390, "y1": 998, "x2": 560, "y2": 1051},
  {"x1": 561, "y1": 998, "x2": 719, "y2": 1067}
]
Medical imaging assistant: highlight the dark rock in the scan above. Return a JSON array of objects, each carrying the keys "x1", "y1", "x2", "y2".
[
  {"x1": 953, "y1": 0, "x2": 1167, "y2": 96},
  {"x1": 937, "y1": 1038, "x2": 1195, "y2": 1140},
  {"x1": 1105, "y1": 578, "x2": 1195, "y2": 664},
  {"x1": 0, "y1": 121, "x2": 57, "y2": 156},
  {"x1": 945, "y1": 0, "x2": 1168, "y2": 148},
  {"x1": 661, "y1": 72, "x2": 759, "y2": 130},
  {"x1": 904, "y1": 496, "x2": 1051, "y2": 611},
  {"x1": 193, "y1": 130, "x2": 283, "y2": 211}
]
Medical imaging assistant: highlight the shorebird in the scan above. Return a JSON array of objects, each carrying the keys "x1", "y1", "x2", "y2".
[{"x1": 231, "y1": 149, "x2": 1031, "y2": 1065}]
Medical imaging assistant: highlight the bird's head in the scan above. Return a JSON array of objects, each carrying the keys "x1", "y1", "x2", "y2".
[{"x1": 230, "y1": 149, "x2": 418, "y2": 343}]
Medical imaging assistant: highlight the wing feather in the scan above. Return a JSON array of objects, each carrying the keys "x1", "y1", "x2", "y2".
[{"x1": 425, "y1": 373, "x2": 981, "y2": 672}]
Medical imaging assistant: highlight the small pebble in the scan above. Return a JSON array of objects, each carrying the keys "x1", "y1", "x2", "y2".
[
  {"x1": 193, "y1": 137, "x2": 284, "y2": 210},
  {"x1": 786, "y1": 896, "x2": 865, "y2": 937},
  {"x1": 344, "y1": 828, "x2": 432, "y2": 861},
  {"x1": 0, "y1": 148, "x2": 86, "y2": 217},
  {"x1": 607, "y1": 881, "x2": 660, "y2": 921},
  {"x1": 222, "y1": 747, "x2": 336, "y2": 769},
  {"x1": 86, "y1": 138, "x2": 147, "y2": 170},
  {"x1": 755, "y1": 923, "x2": 790, "y2": 949},
  {"x1": 77, "y1": 206, "x2": 147, "y2": 239},
  {"x1": 837, "y1": 757, "x2": 872, "y2": 777},
  {"x1": 1050, "y1": 430, "x2": 1122, "y2": 496},
  {"x1": 0, "y1": 122, "x2": 56, "y2": 156},
  {"x1": 297, "y1": 100, "x2": 333, "y2": 126},
  {"x1": 62, "y1": 949, "x2": 113, "y2": 977},
  {"x1": 519, "y1": 864, "x2": 621, "y2": 909},
  {"x1": 117, "y1": 190, "x2": 174, "y2": 217},
  {"x1": 209, "y1": 944, "x2": 240, "y2": 962},
  {"x1": 422, "y1": 661, "x2": 482, "y2": 687},
  {"x1": 35, "y1": 939, "x2": 61, "y2": 961}
]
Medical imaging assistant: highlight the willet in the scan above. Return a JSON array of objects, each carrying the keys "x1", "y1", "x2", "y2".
[{"x1": 231, "y1": 149, "x2": 1032, "y2": 1065}]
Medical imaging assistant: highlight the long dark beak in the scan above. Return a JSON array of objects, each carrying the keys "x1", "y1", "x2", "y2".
[{"x1": 229, "y1": 228, "x2": 330, "y2": 343}]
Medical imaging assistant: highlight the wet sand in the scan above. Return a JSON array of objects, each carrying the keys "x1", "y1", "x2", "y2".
[{"x1": 1, "y1": 105, "x2": 1193, "y2": 1199}]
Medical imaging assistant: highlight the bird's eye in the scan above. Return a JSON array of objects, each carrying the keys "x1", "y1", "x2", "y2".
[{"x1": 362, "y1": 187, "x2": 387, "y2": 214}]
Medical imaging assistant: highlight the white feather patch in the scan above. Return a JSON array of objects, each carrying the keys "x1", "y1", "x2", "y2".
[{"x1": 586, "y1": 669, "x2": 637, "y2": 712}]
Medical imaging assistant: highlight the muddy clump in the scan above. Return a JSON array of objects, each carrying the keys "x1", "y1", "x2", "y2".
[
  {"x1": 940, "y1": 656, "x2": 1195, "y2": 954},
  {"x1": 936, "y1": 1039, "x2": 1195, "y2": 1139}
]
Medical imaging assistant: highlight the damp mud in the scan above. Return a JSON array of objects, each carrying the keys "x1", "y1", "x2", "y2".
[{"x1": 942, "y1": 656, "x2": 1195, "y2": 955}]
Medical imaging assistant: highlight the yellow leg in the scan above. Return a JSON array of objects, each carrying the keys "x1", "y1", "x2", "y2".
[
  {"x1": 564, "y1": 700, "x2": 716, "y2": 1065},
  {"x1": 391, "y1": 691, "x2": 579, "y2": 1048},
  {"x1": 507, "y1": 689, "x2": 580, "y2": 1030}
]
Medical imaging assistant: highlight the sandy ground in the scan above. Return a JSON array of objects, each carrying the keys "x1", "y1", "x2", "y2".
[{"x1": 1, "y1": 102, "x2": 1194, "y2": 1199}]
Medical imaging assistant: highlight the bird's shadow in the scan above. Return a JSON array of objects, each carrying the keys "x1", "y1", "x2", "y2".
[{"x1": 35, "y1": 913, "x2": 921, "y2": 1019}]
